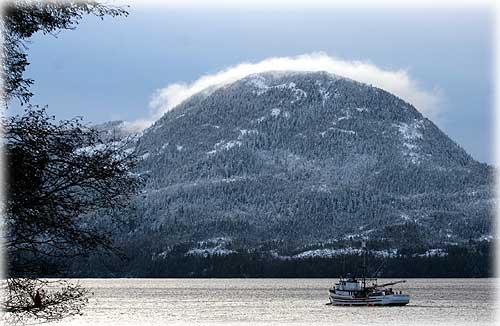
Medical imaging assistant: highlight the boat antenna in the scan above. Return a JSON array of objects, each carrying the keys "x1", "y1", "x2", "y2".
[
  {"x1": 362, "y1": 239, "x2": 367, "y2": 289},
  {"x1": 373, "y1": 260, "x2": 386, "y2": 278},
  {"x1": 341, "y1": 253, "x2": 346, "y2": 278}
]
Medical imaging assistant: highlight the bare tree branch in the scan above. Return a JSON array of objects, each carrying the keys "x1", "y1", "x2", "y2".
[{"x1": 4, "y1": 107, "x2": 141, "y2": 322}]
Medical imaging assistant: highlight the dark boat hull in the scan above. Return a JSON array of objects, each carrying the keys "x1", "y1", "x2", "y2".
[{"x1": 328, "y1": 292, "x2": 410, "y2": 306}]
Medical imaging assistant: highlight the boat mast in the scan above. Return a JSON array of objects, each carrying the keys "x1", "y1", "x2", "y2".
[{"x1": 362, "y1": 240, "x2": 367, "y2": 290}]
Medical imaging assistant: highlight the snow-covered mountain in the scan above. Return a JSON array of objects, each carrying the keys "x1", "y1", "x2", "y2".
[{"x1": 102, "y1": 71, "x2": 494, "y2": 258}]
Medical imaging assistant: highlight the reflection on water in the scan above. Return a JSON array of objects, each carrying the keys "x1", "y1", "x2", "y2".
[{"x1": 46, "y1": 278, "x2": 495, "y2": 326}]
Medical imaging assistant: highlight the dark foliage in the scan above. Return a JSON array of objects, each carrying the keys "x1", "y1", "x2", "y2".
[
  {"x1": 63, "y1": 242, "x2": 493, "y2": 278},
  {"x1": 2, "y1": 2, "x2": 131, "y2": 322},
  {"x1": 4, "y1": 107, "x2": 140, "y2": 322},
  {"x1": 6, "y1": 107, "x2": 141, "y2": 275},
  {"x1": 4, "y1": 279, "x2": 88, "y2": 323}
]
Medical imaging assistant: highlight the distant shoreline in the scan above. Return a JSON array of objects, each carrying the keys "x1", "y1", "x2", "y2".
[{"x1": 35, "y1": 244, "x2": 492, "y2": 279}]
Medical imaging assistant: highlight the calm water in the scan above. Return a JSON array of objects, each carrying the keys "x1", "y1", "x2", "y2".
[{"x1": 47, "y1": 278, "x2": 495, "y2": 326}]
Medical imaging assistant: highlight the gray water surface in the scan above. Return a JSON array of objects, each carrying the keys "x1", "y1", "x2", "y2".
[{"x1": 48, "y1": 278, "x2": 495, "y2": 326}]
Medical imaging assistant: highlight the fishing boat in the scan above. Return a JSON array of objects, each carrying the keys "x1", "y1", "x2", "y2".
[{"x1": 328, "y1": 242, "x2": 410, "y2": 306}]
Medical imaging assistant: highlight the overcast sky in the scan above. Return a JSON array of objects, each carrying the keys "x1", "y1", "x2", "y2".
[{"x1": 11, "y1": 3, "x2": 494, "y2": 163}]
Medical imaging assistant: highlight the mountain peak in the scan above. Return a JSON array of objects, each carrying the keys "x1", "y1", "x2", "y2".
[
  {"x1": 129, "y1": 70, "x2": 492, "y2": 254},
  {"x1": 238, "y1": 70, "x2": 349, "y2": 90}
]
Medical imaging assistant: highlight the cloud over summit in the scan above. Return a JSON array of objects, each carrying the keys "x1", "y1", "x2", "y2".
[{"x1": 132, "y1": 53, "x2": 441, "y2": 131}]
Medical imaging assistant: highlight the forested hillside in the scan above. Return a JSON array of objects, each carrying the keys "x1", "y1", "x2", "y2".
[{"x1": 68, "y1": 71, "x2": 494, "y2": 277}]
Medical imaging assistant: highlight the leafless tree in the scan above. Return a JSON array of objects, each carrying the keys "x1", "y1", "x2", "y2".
[
  {"x1": 3, "y1": 107, "x2": 141, "y2": 323},
  {"x1": 6, "y1": 108, "x2": 140, "y2": 267},
  {"x1": 2, "y1": 1, "x2": 133, "y2": 322}
]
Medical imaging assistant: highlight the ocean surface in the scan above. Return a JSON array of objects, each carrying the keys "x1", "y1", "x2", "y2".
[{"x1": 46, "y1": 278, "x2": 495, "y2": 326}]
